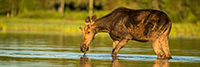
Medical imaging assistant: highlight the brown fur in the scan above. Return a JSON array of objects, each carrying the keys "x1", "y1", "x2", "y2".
[{"x1": 79, "y1": 7, "x2": 172, "y2": 59}]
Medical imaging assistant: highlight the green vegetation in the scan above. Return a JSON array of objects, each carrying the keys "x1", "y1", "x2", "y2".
[
  {"x1": 0, "y1": 0, "x2": 200, "y2": 23},
  {"x1": 0, "y1": 20, "x2": 6, "y2": 31},
  {"x1": 0, "y1": 18, "x2": 85, "y2": 35},
  {"x1": 0, "y1": 18, "x2": 200, "y2": 38},
  {"x1": 170, "y1": 22, "x2": 200, "y2": 38},
  {"x1": 0, "y1": 0, "x2": 200, "y2": 38}
]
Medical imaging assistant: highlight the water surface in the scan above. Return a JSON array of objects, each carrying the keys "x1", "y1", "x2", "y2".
[{"x1": 0, "y1": 32, "x2": 199, "y2": 67}]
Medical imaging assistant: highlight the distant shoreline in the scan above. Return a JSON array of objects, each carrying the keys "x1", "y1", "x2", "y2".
[{"x1": 0, "y1": 18, "x2": 200, "y2": 38}]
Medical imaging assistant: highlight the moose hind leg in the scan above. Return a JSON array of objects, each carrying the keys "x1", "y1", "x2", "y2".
[
  {"x1": 150, "y1": 39, "x2": 166, "y2": 59},
  {"x1": 160, "y1": 34, "x2": 172, "y2": 59}
]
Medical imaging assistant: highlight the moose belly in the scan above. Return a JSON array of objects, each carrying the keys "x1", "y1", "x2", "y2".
[{"x1": 109, "y1": 30, "x2": 149, "y2": 42}]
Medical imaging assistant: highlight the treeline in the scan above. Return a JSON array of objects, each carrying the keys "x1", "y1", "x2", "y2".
[{"x1": 0, "y1": 0, "x2": 199, "y2": 23}]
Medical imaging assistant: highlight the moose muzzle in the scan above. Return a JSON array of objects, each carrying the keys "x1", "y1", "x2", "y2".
[{"x1": 80, "y1": 43, "x2": 89, "y2": 53}]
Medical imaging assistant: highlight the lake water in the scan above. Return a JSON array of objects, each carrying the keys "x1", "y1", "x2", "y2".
[{"x1": 0, "y1": 32, "x2": 199, "y2": 67}]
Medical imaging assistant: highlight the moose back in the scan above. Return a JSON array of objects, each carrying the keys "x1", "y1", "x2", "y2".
[{"x1": 79, "y1": 7, "x2": 172, "y2": 59}]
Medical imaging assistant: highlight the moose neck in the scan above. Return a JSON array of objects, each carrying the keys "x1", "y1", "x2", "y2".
[{"x1": 92, "y1": 14, "x2": 114, "y2": 33}]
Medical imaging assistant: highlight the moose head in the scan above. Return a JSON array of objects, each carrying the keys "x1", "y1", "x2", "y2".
[{"x1": 79, "y1": 15, "x2": 97, "y2": 53}]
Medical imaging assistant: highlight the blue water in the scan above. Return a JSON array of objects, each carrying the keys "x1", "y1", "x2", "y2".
[{"x1": 0, "y1": 50, "x2": 199, "y2": 63}]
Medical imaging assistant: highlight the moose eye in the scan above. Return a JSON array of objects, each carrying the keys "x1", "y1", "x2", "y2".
[{"x1": 88, "y1": 31, "x2": 90, "y2": 34}]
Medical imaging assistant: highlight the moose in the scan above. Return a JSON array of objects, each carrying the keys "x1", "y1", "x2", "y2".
[{"x1": 79, "y1": 7, "x2": 172, "y2": 59}]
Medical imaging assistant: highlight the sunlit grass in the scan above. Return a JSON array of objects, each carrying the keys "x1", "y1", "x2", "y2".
[
  {"x1": 0, "y1": 18, "x2": 200, "y2": 38},
  {"x1": 0, "y1": 18, "x2": 85, "y2": 35},
  {"x1": 170, "y1": 23, "x2": 200, "y2": 38}
]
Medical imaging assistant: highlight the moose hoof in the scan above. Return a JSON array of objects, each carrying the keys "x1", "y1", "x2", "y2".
[
  {"x1": 111, "y1": 53, "x2": 118, "y2": 57},
  {"x1": 163, "y1": 56, "x2": 172, "y2": 59},
  {"x1": 157, "y1": 55, "x2": 172, "y2": 59}
]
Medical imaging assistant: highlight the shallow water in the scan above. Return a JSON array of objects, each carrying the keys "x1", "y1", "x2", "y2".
[{"x1": 0, "y1": 32, "x2": 199, "y2": 67}]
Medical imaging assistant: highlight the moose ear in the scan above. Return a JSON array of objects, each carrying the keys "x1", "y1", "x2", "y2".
[
  {"x1": 91, "y1": 15, "x2": 97, "y2": 22},
  {"x1": 85, "y1": 16, "x2": 90, "y2": 23},
  {"x1": 79, "y1": 27, "x2": 83, "y2": 31}
]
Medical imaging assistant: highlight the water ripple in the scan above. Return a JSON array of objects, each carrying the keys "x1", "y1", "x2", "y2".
[{"x1": 0, "y1": 50, "x2": 199, "y2": 63}]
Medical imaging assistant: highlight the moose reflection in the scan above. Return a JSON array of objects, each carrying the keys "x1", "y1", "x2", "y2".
[
  {"x1": 79, "y1": 56, "x2": 170, "y2": 67},
  {"x1": 80, "y1": 57, "x2": 91, "y2": 67}
]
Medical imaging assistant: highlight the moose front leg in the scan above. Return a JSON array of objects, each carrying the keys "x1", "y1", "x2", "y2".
[
  {"x1": 112, "y1": 40, "x2": 119, "y2": 56},
  {"x1": 112, "y1": 39, "x2": 129, "y2": 57},
  {"x1": 113, "y1": 40, "x2": 119, "y2": 49}
]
